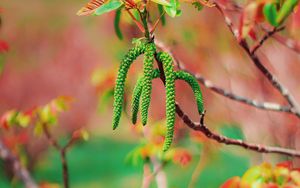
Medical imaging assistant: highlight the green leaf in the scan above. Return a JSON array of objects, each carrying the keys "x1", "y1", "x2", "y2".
[
  {"x1": 40, "y1": 105, "x2": 51, "y2": 123},
  {"x1": 0, "y1": 56, "x2": 4, "y2": 75},
  {"x1": 17, "y1": 113, "x2": 31, "y2": 128},
  {"x1": 97, "y1": 89, "x2": 114, "y2": 112},
  {"x1": 94, "y1": 0, "x2": 123, "y2": 16},
  {"x1": 158, "y1": 5, "x2": 166, "y2": 26},
  {"x1": 263, "y1": 3, "x2": 278, "y2": 26},
  {"x1": 151, "y1": 0, "x2": 171, "y2": 7},
  {"x1": 192, "y1": 1, "x2": 204, "y2": 11},
  {"x1": 164, "y1": 0, "x2": 177, "y2": 17},
  {"x1": 40, "y1": 105, "x2": 57, "y2": 125},
  {"x1": 176, "y1": 9, "x2": 182, "y2": 16},
  {"x1": 34, "y1": 122, "x2": 43, "y2": 136},
  {"x1": 276, "y1": 0, "x2": 299, "y2": 24},
  {"x1": 125, "y1": 146, "x2": 144, "y2": 166},
  {"x1": 114, "y1": 8, "x2": 123, "y2": 40}
]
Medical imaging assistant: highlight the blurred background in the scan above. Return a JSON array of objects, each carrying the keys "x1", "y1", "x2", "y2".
[{"x1": 0, "y1": 0, "x2": 300, "y2": 187}]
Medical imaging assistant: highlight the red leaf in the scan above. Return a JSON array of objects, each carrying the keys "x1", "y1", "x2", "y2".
[
  {"x1": 24, "y1": 106, "x2": 38, "y2": 117},
  {"x1": 276, "y1": 160, "x2": 293, "y2": 169},
  {"x1": 248, "y1": 28, "x2": 257, "y2": 41},
  {"x1": 221, "y1": 177, "x2": 240, "y2": 188},
  {"x1": 77, "y1": 0, "x2": 108, "y2": 16},
  {"x1": 173, "y1": 149, "x2": 192, "y2": 166},
  {"x1": 0, "y1": 39, "x2": 9, "y2": 53}
]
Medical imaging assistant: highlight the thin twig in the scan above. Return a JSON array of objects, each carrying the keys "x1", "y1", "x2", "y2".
[
  {"x1": 154, "y1": 48, "x2": 300, "y2": 157},
  {"x1": 260, "y1": 26, "x2": 300, "y2": 54},
  {"x1": 194, "y1": 73, "x2": 292, "y2": 112},
  {"x1": 215, "y1": 3, "x2": 300, "y2": 118},
  {"x1": 240, "y1": 39, "x2": 300, "y2": 118},
  {"x1": 188, "y1": 145, "x2": 209, "y2": 188},
  {"x1": 140, "y1": 1, "x2": 300, "y2": 160},
  {"x1": 175, "y1": 104, "x2": 300, "y2": 157},
  {"x1": 42, "y1": 124, "x2": 70, "y2": 188},
  {"x1": 271, "y1": 34, "x2": 300, "y2": 54},
  {"x1": 155, "y1": 40, "x2": 292, "y2": 113},
  {"x1": 0, "y1": 140, "x2": 38, "y2": 188},
  {"x1": 142, "y1": 162, "x2": 152, "y2": 188},
  {"x1": 251, "y1": 27, "x2": 285, "y2": 54},
  {"x1": 142, "y1": 159, "x2": 167, "y2": 188}
]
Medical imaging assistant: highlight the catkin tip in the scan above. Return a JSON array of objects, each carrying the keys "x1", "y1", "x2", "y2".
[
  {"x1": 142, "y1": 120, "x2": 147, "y2": 126},
  {"x1": 112, "y1": 124, "x2": 118, "y2": 130}
]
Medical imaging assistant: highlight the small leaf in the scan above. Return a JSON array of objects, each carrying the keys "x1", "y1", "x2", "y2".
[
  {"x1": 131, "y1": 37, "x2": 144, "y2": 46},
  {"x1": 163, "y1": 0, "x2": 177, "y2": 17},
  {"x1": 39, "y1": 105, "x2": 57, "y2": 125},
  {"x1": 176, "y1": 9, "x2": 182, "y2": 16},
  {"x1": 0, "y1": 110, "x2": 18, "y2": 129},
  {"x1": 53, "y1": 96, "x2": 72, "y2": 112},
  {"x1": 239, "y1": 2, "x2": 259, "y2": 39},
  {"x1": 192, "y1": 1, "x2": 204, "y2": 11},
  {"x1": 158, "y1": 5, "x2": 166, "y2": 26},
  {"x1": 114, "y1": 8, "x2": 123, "y2": 40},
  {"x1": 81, "y1": 130, "x2": 89, "y2": 141},
  {"x1": 0, "y1": 39, "x2": 9, "y2": 53},
  {"x1": 72, "y1": 129, "x2": 90, "y2": 141},
  {"x1": 16, "y1": 113, "x2": 31, "y2": 128},
  {"x1": 0, "y1": 56, "x2": 4, "y2": 74},
  {"x1": 276, "y1": 0, "x2": 299, "y2": 24},
  {"x1": 98, "y1": 89, "x2": 114, "y2": 112},
  {"x1": 221, "y1": 177, "x2": 241, "y2": 188},
  {"x1": 77, "y1": 0, "x2": 109, "y2": 16},
  {"x1": 40, "y1": 105, "x2": 51, "y2": 123},
  {"x1": 151, "y1": 0, "x2": 171, "y2": 7},
  {"x1": 94, "y1": 0, "x2": 123, "y2": 16},
  {"x1": 125, "y1": 146, "x2": 145, "y2": 166},
  {"x1": 241, "y1": 163, "x2": 272, "y2": 184},
  {"x1": 34, "y1": 122, "x2": 43, "y2": 136},
  {"x1": 263, "y1": 3, "x2": 278, "y2": 26}
]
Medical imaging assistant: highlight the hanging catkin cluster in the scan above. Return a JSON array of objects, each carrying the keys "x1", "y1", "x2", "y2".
[{"x1": 112, "y1": 41, "x2": 205, "y2": 151}]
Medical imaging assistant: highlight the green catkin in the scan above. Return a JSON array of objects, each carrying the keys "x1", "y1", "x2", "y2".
[
  {"x1": 112, "y1": 43, "x2": 146, "y2": 130},
  {"x1": 141, "y1": 42, "x2": 156, "y2": 126},
  {"x1": 156, "y1": 52, "x2": 176, "y2": 152},
  {"x1": 175, "y1": 71, "x2": 204, "y2": 114},
  {"x1": 131, "y1": 69, "x2": 161, "y2": 124},
  {"x1": 131, "y1": 77, "x2": 143, "y2": 125}
]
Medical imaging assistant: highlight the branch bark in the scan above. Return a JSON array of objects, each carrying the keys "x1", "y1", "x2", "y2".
[
  {"x1": 154, "y1": 48, "x2": 300, "y2": 157},
  {"x1": 0, "y1": 140, "x2": 38, "y2": 188},
  {"x1": 155, "y1": 40, "x2": 292, "y2": 113},
  {"x1": 42, "y1": 124, "x2": 70, "y2": 188},
  {"x1": 146, "y1": 2, "x2": 300, "y2": 161},
  {"x1": 215, "y1": 3, "x2": 300, "y2": 118}
]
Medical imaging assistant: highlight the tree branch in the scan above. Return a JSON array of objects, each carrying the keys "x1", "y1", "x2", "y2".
[
  {"x1": 155, "y1": 40, "x2": 292, "y2": 113},
  {"x1": 141, "y1": 1, "x2": 300, "y2": 161},
  {"x1": 214, "y1": 3, "x2": 300, "y2": 118},
  {"x1": 42, "y1": 124, "x2": 70, "y2": 188},
  {"x1": 270, "y1": 33, "x2": 300, "y2": 54},
  {"x1": 175, "y1": 105, "x2": 300, "y2": 157},
  {"x1": 250, "y1": 27, "x2": 285, "y2": 54},
  {"x1": 192, "y1": 73, "x2": 291, "y2": 112},
  {"x1": 239, "y1": 40, "x2": 300, "y2": 118},
  {"x1": 0, "y1": 140, "x2": 38, "y2": 188},
  {"x1": 152, "y1": 45, "x2": 300, "y2": 157}
]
